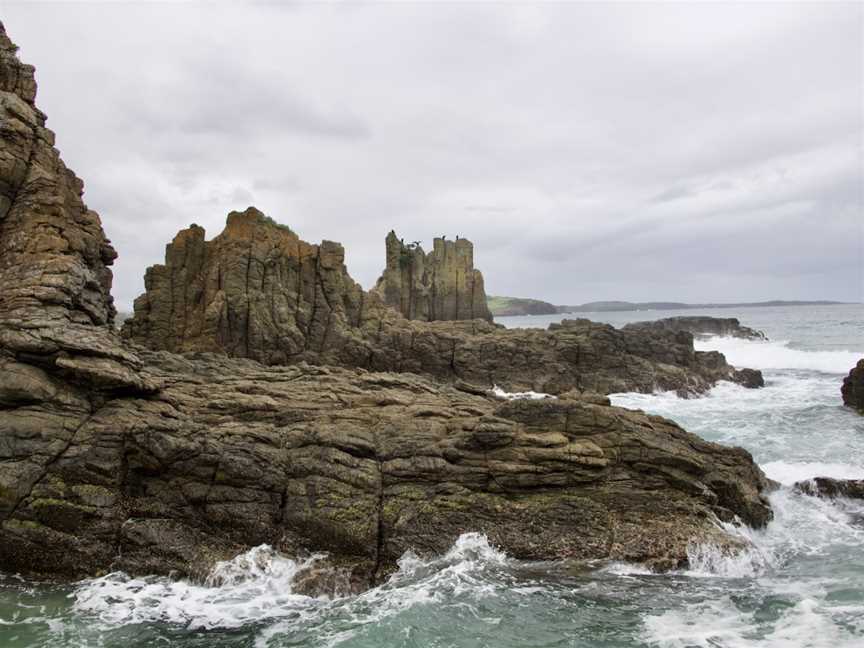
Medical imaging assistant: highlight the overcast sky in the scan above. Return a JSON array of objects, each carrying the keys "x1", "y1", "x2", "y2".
[{"x1": 4, "y1": 1, "x2": 862, "y2": 309}]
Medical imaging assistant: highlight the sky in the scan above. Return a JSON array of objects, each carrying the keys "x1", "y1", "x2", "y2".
[{"x1": 3, "y1": 1, "x2": 862, "y2": 309}]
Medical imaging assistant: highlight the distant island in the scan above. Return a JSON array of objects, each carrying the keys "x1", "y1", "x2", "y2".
[{"x1": 487, "y1": 296, "x2": 850, "y2": 318}]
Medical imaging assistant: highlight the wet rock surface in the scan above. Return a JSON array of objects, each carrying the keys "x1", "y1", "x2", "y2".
[
  {"x1": 794, "y1": 477, "x2": 864, "y2": 500},
  {"x1": 624, "y1": 316, "x2": 768, "y2": 341},
  {"x1": 841, "y1": 359, "x2": 864, "y2": 413}
]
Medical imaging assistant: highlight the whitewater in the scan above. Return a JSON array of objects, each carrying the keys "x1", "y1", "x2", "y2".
[{"x1": 1, "y1": 303, "x2": 862, "y2": 647}]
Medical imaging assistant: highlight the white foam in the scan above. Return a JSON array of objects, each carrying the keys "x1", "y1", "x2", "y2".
[
  {"x1": 72, "y1": 545, "x2": 323, "y2": 630},
  {"x1": 762, "y1": 461, "x2": 864, "y2": 486},
  {"x1": 491, "y1": 385, "x2": 555, "y2": 400},
  {"x1": 643, "y1": 594, "x2": 864, "y2": 648},
  {"x1": 694, "y1": 337, "x2": 862, "y2": 374}
]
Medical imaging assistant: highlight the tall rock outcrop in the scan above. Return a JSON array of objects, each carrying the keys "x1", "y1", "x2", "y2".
[
  {"x1": 373, "y1": 231, "x2": 493, "y2": 322},
  {"x1": 0, "y1": 22, "x2": 152, "y2": 394},
  {"x1": 841, "y1": 359, "x2": 864, "y2": 413},
  {"x1": 124, "y1": 212, "x2": 763, "y2": 396},
  {"x1": 0, "y1": 20, "x2": 155, "y2": 539},
  {"x1": 0, "y1": 20, "x2": 773, "y2": 586}
]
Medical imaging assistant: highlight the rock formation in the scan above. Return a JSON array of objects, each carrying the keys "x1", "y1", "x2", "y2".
[
  {"x1": 0, "y1": 20, "x2": 773, "y2": 586},
  {"x1": 124, "y1": 214, "x2": 763, "y2": 396},
  {"x1": 795, "y1": 477, "x2": 864, "y2": 500},
  {"x1": 623, "y1": 316, "x2": 767, "y2": 341},
  {"x1": 372, "y1": 231, "x2": 493, "y2": 322},
  {"x1": 1, "y1": 347, "x2": 773, "y2": 583},
  {"x1": 841, "y1": 359, "x2": 864, "y2": 413}
]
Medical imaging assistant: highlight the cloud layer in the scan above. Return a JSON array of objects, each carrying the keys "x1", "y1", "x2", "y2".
[{"x1": 5, "y1": 2, "x2": 862, "y2": 308}]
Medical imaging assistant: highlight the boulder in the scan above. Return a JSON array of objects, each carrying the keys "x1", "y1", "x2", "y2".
[
  {"x1": 373, "y1": 230, "x2": 493, "y2": 322},
  {"x1": 841, "y1": 359, "x2": 864, "y2": 413}
]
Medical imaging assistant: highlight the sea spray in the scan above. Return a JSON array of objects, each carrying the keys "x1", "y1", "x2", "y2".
[{"x1": 693, "y1": 337, "x2": 862, "y2": 374}]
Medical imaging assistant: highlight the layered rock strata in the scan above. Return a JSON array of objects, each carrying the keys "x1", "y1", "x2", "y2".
[
  {"x1": 1, "y1": 348, "x2": 773, "y2": 583},
  {"x1": 373, "y1": 230, "x2": 493, "y2": 322},
  {"x1": 0, "y1": 20, "x2": 772, "y2": 586},
  {"x1": 623, "y1": 316, "x2": 767, "y2": 341},
  {"x1": 124, "y1": 213, "x2": 762, "y2": 396},
  {"x1": 841, "y1": 359, "x2": 864, "y2": 413}
]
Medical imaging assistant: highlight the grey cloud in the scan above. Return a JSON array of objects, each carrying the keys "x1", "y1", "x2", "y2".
[{"x1": 3, "y1": 1, "x2": 861, "y2": 309}]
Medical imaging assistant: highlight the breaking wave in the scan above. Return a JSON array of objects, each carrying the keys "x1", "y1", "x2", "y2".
[{"x1": 693, "y1": 336, "x2": 862, "y2": 375}]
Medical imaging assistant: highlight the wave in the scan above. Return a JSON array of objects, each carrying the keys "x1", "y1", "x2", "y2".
[
  {"x1": 643, "y1": 486, "x2": 864, "y2": 646},
  {"x1": 491, "y1": 385, "x2": 555, "y2": 400},
  {"x1": 73, "y1": 545, "x2": 325, "y2": 630},
  {"x1": 70, "y1": 533, "x2": 511, "y2": 644},
  {"x1": 694, "y1": 337, "x2": 862, "y2": 374}
]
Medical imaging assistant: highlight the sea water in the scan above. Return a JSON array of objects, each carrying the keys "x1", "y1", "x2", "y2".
[{"x1": 1, "y1": 304, "x2": 862, "y2": 647}]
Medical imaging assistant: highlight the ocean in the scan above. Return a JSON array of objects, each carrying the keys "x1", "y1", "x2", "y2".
[{"x1": 1, "y1": 304, "x2": 862, "y2": 647}]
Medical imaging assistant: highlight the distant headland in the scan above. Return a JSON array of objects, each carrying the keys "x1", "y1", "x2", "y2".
[{"x1": 487, "y1": 296, "x2": 851, "y2": 318}]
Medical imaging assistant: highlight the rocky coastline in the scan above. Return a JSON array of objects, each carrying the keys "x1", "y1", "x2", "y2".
[{"x1": 0, "y1": 19, "x2": 775, "y2": 587}]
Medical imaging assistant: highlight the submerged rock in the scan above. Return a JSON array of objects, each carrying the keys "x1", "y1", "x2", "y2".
[
  {"x1": 123, "y1": 216, "x2": 762, "y2": 396},
  {"x1": 0, "y1": 19, "x2": 772, "y2": 585},
  {"x1": 841, "y1": 359, "x2": 864, "y2": 413},
  {"x1": 624, "y1": 316, "x2": 768, "y2": 341},
  {"x1": 373, "y1": 230, "x2": 493, "y2": 322},
  {"x1": 794, "y1": 477, "x2": 864, "y2": 500}
]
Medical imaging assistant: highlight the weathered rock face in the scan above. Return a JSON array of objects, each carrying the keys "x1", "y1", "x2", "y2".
[
  {"x1": 0, "y1": 348, "x2": 773, "y2": 583},
  {"x1": 795, "y1": 477, "x2": 864, "y2": 500},
  {"x1": 0, "y1": 20, "x2": 773, "y2": 586},
  {"x1": 373, "y1": 231, "x2": 493, "y2": 322},
  {"x1": 841, "y1": 359, "x2": 864, "y2": 413},
  {"x1": 624, "y1": 316, "x2": 767, "y2": 341},
  {"x1": 0, "y1": 22, "x2": 154, "y2": 396},
  {"x1": 124, "y1": 214, "x2": 762, "y2": 396},
  {"x1": 0, "y1": 20, "x2": 157, "y2": 542}
]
